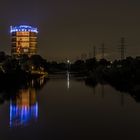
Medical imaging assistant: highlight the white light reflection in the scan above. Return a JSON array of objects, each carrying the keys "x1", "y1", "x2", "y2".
[{"x1": 67, "y1": 71, "x2": 70, "y2": 89}]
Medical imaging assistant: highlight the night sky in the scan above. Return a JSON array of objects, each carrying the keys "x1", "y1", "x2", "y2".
[{"x1": 0, "y1": 0, "x2": 140, "y2": 61}]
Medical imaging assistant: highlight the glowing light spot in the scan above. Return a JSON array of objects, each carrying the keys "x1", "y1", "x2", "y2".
[{"x1": 10, "y1": 25, "x2": 38, "y2": 33}]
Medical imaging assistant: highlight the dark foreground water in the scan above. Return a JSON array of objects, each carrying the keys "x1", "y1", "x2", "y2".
[{"x1": 0, "y1": 74, "x2": 140, "y2": 140}]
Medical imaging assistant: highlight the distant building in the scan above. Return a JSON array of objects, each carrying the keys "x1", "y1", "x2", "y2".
[{"x1": 10, "y1": 25, "x2": 38, "y2": 57}]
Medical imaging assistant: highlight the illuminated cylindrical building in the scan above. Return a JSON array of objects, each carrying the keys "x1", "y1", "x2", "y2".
[{"x1": 10, "y1": 25, "x2": 38, "y2": 57}]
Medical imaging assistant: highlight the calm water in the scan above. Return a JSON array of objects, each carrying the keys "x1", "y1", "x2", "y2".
[{"x1": 0, "y1": 74, "x2": 140, "y2": 140}]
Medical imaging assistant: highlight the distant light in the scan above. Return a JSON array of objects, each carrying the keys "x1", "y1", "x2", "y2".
[
  {"x1": 67, "y1": 60, "x2": 70, "y2": 63},
  {"x1": 10, "y1": 25, "x2": 38, "y2": 33}
]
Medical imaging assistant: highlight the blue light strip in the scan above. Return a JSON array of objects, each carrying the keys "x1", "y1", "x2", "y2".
[
  {"x1": 10, "y1": 102, "x2": 38, "y2": 127},
  {"x1": 10, "y1": 25, "x2": 38, "y2": 33}
]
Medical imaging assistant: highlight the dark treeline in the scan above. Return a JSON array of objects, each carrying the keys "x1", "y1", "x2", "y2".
[
  {"x1": 72, "y1": 56, "x2": 140, "y2": 103},
  {"x1": 0, "y1": 51, "x2": 67, "y2": 75},
  {"x1": 71, "y1": 56, "x2": 140, "y2": 82},
  {"x1": 0, "y1": 52, "x2": 47, "y2": 73},
  {"x1": 1, "y1": 51, "x2": 140, "y2": 83},
  {"x1": 0, "y1": 51, "x2": 140, "y2": 102},
  {"x1": 1, "y1": 51, "x2": 140, "y2": 81},
  {"x1": 0, "y1": 52, "x2": 49, "y2": 92}
]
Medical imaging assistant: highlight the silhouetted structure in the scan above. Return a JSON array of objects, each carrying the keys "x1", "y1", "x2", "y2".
[
  {"x1": 93, "y1": 46, "x2": 96, "y2": 58},
  {"x1": 119, "y1": 37, "x2": 126, "y2": 60},
  {"x1": 99, "y1": 43, "x2": 106, "y2": 59}
]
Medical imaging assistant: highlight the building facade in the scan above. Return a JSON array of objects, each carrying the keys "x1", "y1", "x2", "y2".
[{"x1": 10, "y1": 25, "x2": 38, "y2": 57}]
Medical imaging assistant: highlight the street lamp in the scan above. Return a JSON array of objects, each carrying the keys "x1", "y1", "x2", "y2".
[
  {"x1": 67, "y1": 59, "x2": 70, "y2": 72},
  {"x1": 67, "y1": 60, "x2": 70, "y2": 64}
]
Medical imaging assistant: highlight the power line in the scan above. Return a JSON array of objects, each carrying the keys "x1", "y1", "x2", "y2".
[
  {"x1": 88, "y1": 45, "x2": 96, "y2": 59},
  {"x1": 93, "y1": 46, "x2": 96, "y2": 58},
  {"x1": 99, "y1": 43, "x2": 106, "y2": 59},
  {"x1": 119, "y1": 37, "x2": 127, "y2": 60}
]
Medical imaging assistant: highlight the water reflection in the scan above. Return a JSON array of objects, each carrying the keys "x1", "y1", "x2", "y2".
[
  {"x1": 67, "y1": 72, "x2": 70, "y2": 89},
  {"x1": 10, "y1": 88, "x2": 38, "y2": 127},
  {"x1": 1, "y1": 75, "x2": 140, "y2": 139},
  {"x1": 84, "y1": 77, "x2": 140, "y2": 104},
  {"x1": 8, "y1": 77, "x2": 47, "y2": 127}
]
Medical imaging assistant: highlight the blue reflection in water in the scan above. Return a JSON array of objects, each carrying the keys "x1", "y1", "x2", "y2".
[
  {"x1": 10, "y1": 102, "x2": 38, "y2": 127},
  {"x1": 9, "y1": 89, "x2": 38, "y2": 127}
]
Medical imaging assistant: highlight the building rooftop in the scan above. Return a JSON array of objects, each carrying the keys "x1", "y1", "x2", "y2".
[{"x1": 10, "y1": 25, "x2": 38, "y2": 33}]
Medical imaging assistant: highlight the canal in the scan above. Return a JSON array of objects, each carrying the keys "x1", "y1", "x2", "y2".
[{"x1": 0, "y1": 74, "x2": 140, "y2": 140}]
